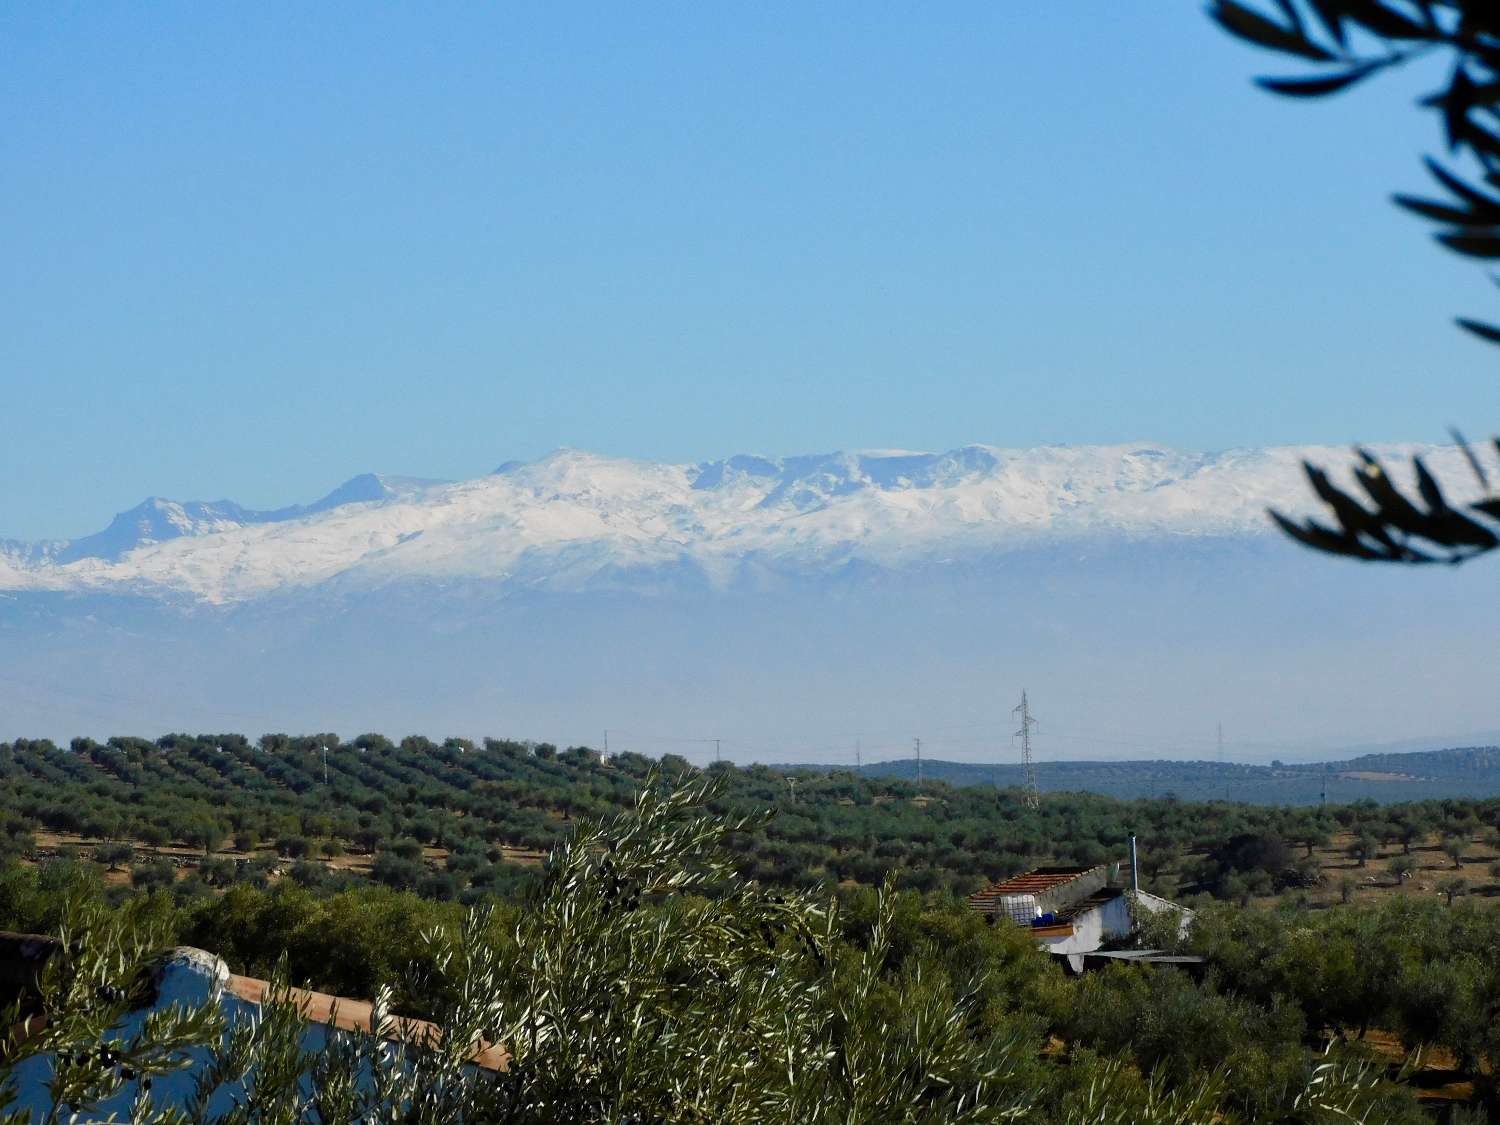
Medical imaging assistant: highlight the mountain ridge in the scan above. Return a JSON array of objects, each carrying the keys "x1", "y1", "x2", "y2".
[{"x1": 0, "y1": 441, "x2": 1474, "y2": 606}]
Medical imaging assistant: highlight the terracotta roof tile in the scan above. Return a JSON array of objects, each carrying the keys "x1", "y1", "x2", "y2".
[
  {"x1": 967, "y1": 866, "x2": 1097, "y2": 909},
  {"x1": 225, "y1": 975, "x2": 508, "y2": 1071}
]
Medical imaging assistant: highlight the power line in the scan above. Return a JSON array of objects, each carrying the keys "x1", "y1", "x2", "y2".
[
  {"x1": 613, "y1": 721, "x2": 1172, "y2": 760},
  {"x1": 604, "y1": 728, "x2": 723, "y2": 746},
  {"x1": 596, "y1": 718, "x2": 1316, "y2": 768}
]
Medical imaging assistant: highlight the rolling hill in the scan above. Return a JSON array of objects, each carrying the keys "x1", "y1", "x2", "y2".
[{"x1": 841, "y1": 746, "x2": 1500, "y2": 805}]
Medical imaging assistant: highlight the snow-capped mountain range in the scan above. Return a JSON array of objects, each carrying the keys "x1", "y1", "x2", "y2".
[
  {"x1": 0, "y1": 442, "x2": 1470, "y2": 605},
  {"x1": 3, "y1": 440, "x2": 1497, "y2": 752}
]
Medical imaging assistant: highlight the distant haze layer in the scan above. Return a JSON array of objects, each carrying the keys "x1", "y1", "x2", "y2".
[{"x1": 1, "y1": 442, "x2": 1495, "y2": 758}]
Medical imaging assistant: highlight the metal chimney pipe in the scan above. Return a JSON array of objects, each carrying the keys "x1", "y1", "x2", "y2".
[{"x1": 1129, "y1": 835, "x2": 1139, "y2": 895}]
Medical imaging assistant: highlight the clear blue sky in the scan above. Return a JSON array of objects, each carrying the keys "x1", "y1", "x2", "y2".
[{"x1": 3, "y1": 3, "x2": 1496, "y2": 540}]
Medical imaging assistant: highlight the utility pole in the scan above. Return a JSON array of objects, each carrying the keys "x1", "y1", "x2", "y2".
[
  {"x1": 1014, "y1": 690, "x2": 1040, "y2": 809},
  {"x1": 322, "y1": 744, "x2": 329, "y2": 787},
  {"x1": 1218, "y1": 723, "x2": 1227, "y2": 800},
  {"x1": 713, "y1": 739, "x2": 721, "y2": 764},
  {"x1": 855, "y1": 736, "x2": 862, "y2": 770},
  {"x1": 914, "y1": 738, "x2": 922, "y2": 785},
  {"x1": 603, "y1": 729, "x2": 609, "y2": 755}
]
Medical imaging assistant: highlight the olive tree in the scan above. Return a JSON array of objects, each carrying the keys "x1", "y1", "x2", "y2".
[
  {"x1": 1210, "y1": 0, "x2": 1500, "y2": 563},
  {"x1": 0, "y1": 893, "x2": 225, "y2": 1120},
  {"x1": 0, "y1": 777, "x2": 1420, "y2": 1124},
  {"x1": 1387, "y1": 854, "x2": 1418, "y2": 885},
  {"x1": 1347, "y1": 833, "x2": 1379, "y2": 868},
  {"x1": 1438, "y1": 875, "x2": 1468, "y2": 906}
]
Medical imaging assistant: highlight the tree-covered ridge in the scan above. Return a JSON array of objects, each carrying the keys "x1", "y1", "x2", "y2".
[
  {"x1": 858, "y1": 745, "x2": 1500, "y2": 804},
  {"x1": 3, "y1": 734, "x2": 1500, "y2": 907}
]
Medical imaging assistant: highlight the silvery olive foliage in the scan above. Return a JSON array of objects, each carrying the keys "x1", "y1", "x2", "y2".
[
  {"x1": 1209, "y1": 1, "x2": 1500, "y2": 564},
  {"x1": 474, "y1": 776, "x2": 1038, "y2": 1123},
  {"x1": 0, "y1": 894, "x2": 227, "y2": 1124},
  {"x1": 0, "y1": 779, "x2": 1035, "y2": 1124},
  {"x1": 0, "y1": 777, "x2": 1422, "y2": 1123},
  {"x1": 1055, "y1": 1044, "x2": 1399, "y2": 1125}
]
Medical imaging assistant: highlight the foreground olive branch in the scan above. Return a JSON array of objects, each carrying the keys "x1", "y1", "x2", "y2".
[{"x1": 1209, "y1": 1, "x2": 1500, "y2": 564}]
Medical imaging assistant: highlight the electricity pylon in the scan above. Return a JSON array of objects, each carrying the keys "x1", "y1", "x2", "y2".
[{"x1": 1014, "y1": 690, "x2": 1040, "y2": 809}]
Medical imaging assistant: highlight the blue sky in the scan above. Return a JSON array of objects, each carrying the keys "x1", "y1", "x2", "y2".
[{"x1": 3, "y1": 3, "x2": 1497, "y2": 540}]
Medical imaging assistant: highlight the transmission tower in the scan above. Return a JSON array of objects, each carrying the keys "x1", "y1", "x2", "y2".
[
  {"x1": 1014, "y1": 690, "x2": 1040, "y2": 809},
  {"x1": 1218, "y1": 723, "x2": 1227, "y2": 801},
  {"x1": 914, "y1": 738, "x2": 923, "y2": 785}
]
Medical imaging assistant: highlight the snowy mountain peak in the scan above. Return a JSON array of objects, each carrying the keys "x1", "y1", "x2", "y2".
[
  {"x1": 59, "y1": 496, "x2": 265, "y2": 564},
  {"x1": 687, "y1": 443, "x2": 1222, "y2": 513},
  {"x1": 306, "y1": 473, "x2": 446, "y2": 512},
  {"x1": 0, "y1": 441, "x2": 1475, "y2": 605},
  {"x1": 2, "y1": 472, "x2": 449, "y2": 570}
]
